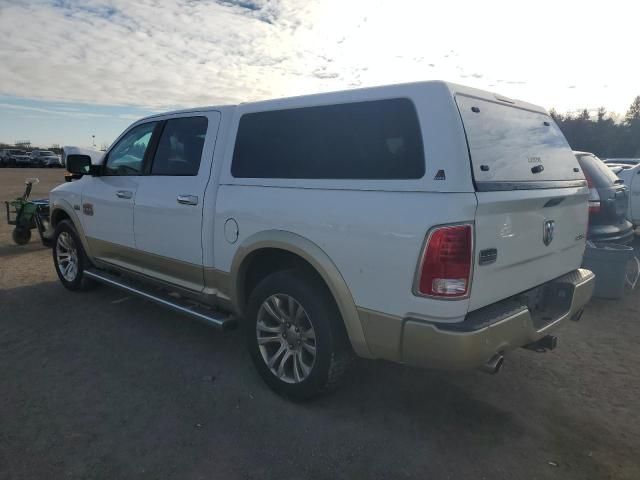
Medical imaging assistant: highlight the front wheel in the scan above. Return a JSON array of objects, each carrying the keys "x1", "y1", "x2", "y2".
[
  {"x1": 52, "y1": 220, "x2": 96, "y2": 291},
  {"x1": 246, "y1": 270, "x2": 351, "y2": 400}
]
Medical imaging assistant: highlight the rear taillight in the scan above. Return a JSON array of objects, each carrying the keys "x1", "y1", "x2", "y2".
[
  {"x1": 416, "y1": 224, "x2": 473, "y2": 298},
  {"x1": 585, "y1": 172, "x2": 600, "y2": 215}
]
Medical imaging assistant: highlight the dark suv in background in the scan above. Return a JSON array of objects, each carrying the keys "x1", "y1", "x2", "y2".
[
  {"x1": 0, "y1": 149, "x2": 31, "y2": 167},
  {"x1": 575, "y1": 151, "x2": 634, "y2": 244},
  {"x1": 29, "y1": 150, "x2": 61, "y2": 167}
]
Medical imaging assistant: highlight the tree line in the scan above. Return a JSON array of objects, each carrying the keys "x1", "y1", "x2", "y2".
[{"x1": 550, "y1": 96, "x2": 640, "y2": 159}]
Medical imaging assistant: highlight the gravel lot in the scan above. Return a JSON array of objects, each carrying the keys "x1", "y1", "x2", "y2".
[{"x1": 1, "y1": 168, "x2": 639, "y2": 480}]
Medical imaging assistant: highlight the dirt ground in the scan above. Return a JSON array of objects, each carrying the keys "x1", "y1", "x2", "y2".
[{"x1": 0, "y1": 168, "x2": 639, "y2": 480}]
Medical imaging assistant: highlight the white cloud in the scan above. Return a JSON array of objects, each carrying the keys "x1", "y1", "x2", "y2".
[
  {"x1": 0, "y1": 0, "x2": 314, "y2": 108},
  {"x1": 0, "y1": 0, "x2": 638, "y2": 113},
  {"x1": 0, "y1": 101, "x2": 138, "y2": 119}
]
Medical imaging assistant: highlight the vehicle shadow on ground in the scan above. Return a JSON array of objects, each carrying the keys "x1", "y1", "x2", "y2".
[
  {"x1": 0, "y1": 280, "x2": 527, "y2": 476},
  {"x1": 0, "y1": 240, "x2": 47, "y2": 258},
  {"x1": 1, "y1": 279, "x2": 636, "y2": 479}
]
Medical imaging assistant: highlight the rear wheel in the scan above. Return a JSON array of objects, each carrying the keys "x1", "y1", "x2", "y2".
[
  {"x1": 12, "y1": 227, "x2": 31, "y2": 245},
  {"x1": 245, "y1": 269, "x2": 351, "y2": 400},
  {"x1": 52, "y1": 220, "x2": 96, "y2": 291}
]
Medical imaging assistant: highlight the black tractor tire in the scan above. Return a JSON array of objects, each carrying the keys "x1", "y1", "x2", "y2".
[{"x1": 12, "y1": 227, "x2": 31, "y2": 245}]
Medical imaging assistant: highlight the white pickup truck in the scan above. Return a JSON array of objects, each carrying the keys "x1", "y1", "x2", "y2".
[{"x1": 50, "y1": 81, "x2": 595, "y2": 399}]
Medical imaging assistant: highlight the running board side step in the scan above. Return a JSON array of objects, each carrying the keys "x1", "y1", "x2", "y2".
[{"x1": 84, "y1": 269, "x2": 236, "y2": 331}]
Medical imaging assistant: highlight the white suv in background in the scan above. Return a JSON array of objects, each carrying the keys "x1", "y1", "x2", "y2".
[{"x1": 49, "y1": 81, "x2": 595, "y2": 399}]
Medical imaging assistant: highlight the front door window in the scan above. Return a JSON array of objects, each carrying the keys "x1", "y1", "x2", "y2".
[{"x1": 104, "y1": 122, "x2": 157, "y2": 176}]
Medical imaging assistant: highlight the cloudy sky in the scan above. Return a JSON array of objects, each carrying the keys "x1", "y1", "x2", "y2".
[{"x1": 0, "y1": 0, "x2": 638, "y2": 147}]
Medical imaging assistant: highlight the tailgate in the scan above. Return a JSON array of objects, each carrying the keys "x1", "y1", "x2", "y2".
[
  {"x1": 455, "y1": 94, "x2": 589, "y2": 311},
  {"x1": 471, "y1": 188, "x2": 588, "y2": 310}
]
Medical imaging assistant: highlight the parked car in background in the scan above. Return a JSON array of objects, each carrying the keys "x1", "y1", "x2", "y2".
[
  {"x1": 575, "y1": 151, "x2": 634, "y2": 243},
  {"x1": 29, "y1": 150, "x2": 45, "y2": 167},
  {"x1": 42, "y1": 153, "x2": 63, "y2": 168},
  {"x1": 30, "y1": 150, "x2": 61, "y2": 167},
  {"x1": 606, "y1": 163, "x2": 634, "y2": 175},
  {"x1": 0, "y1": 149, "x2": 31, "y2": 167},
  {"x1": 0, "y1": 149, "x2": 14, "y2": 167},
  {"x1": 50, "y1": 81, "x2": 595, "y2": 399},
  {"x1": 614, "y1": 163, "x2": 640, "y2": 228},
  {"x1": 604, "y1": 158, "x2": 640, "y2": 167}
]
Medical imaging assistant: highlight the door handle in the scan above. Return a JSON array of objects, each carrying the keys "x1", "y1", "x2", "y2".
[
  {"x1": 177, "y1": 195, "x2": 199, "y2": 205},
  {"x1": 116, "y1": 190, "x2": 133, "y2": 199}
]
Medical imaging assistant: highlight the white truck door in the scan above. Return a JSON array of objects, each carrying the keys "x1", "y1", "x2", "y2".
[
  {"x1": 617, "y1": 164, "x2": 640, "y2": 226},
  {"x1": 627, "y1": 166, "x2": 640, "y2": 225},
  {"x1": 133, "y1": 112, "x2": 221, "y2": 292},
  {"x1": 80, "y1": 121, "x2": 159, "y2": 267}
]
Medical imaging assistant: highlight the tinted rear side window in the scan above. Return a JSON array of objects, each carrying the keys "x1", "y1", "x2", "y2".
[
  {"x1": 576, "y1": 154, "x2": 620, "y2": 187},
  {"x1": 231, "y1": 98, "x2": 425, "y2": 179}
]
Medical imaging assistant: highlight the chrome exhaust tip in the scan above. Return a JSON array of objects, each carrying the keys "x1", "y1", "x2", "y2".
[{"x1": 480, "y1": 353, "x2": 504, "y2": 374}]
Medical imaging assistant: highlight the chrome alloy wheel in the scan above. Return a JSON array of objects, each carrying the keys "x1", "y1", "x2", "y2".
[
  {"x1": 256, "y1": 294, "x2": 317, "y2": 384},
  {"x1": 56, "y1": 231, "x2": 79, "y2": 282}
]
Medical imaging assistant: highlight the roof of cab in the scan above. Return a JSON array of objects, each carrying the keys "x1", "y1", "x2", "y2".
[{"x1": 139, "y1": 104, "x2": 237, "y2": 121}]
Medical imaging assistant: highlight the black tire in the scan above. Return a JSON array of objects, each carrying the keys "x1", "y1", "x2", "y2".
[
  {"x1": 12, "y1": 227, "x2": 31, "y2": 245},
  {"x1": 52, "y1": 220, "x2": 96, "y2": 291},
  {"x1": 245, "y1": 269, "x2": 352, "y2": 400}
]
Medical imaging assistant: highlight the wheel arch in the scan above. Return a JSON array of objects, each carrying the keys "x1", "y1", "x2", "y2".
[
  {"x1": 50, "y1": 207, "x2": 71, "y2": 227},
  {"x1": 230, "y1": 230, "x2": 372, "y2": 358},
  {"x1": 49, "y1": 200, "x2": 93, "y2": 259}
]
